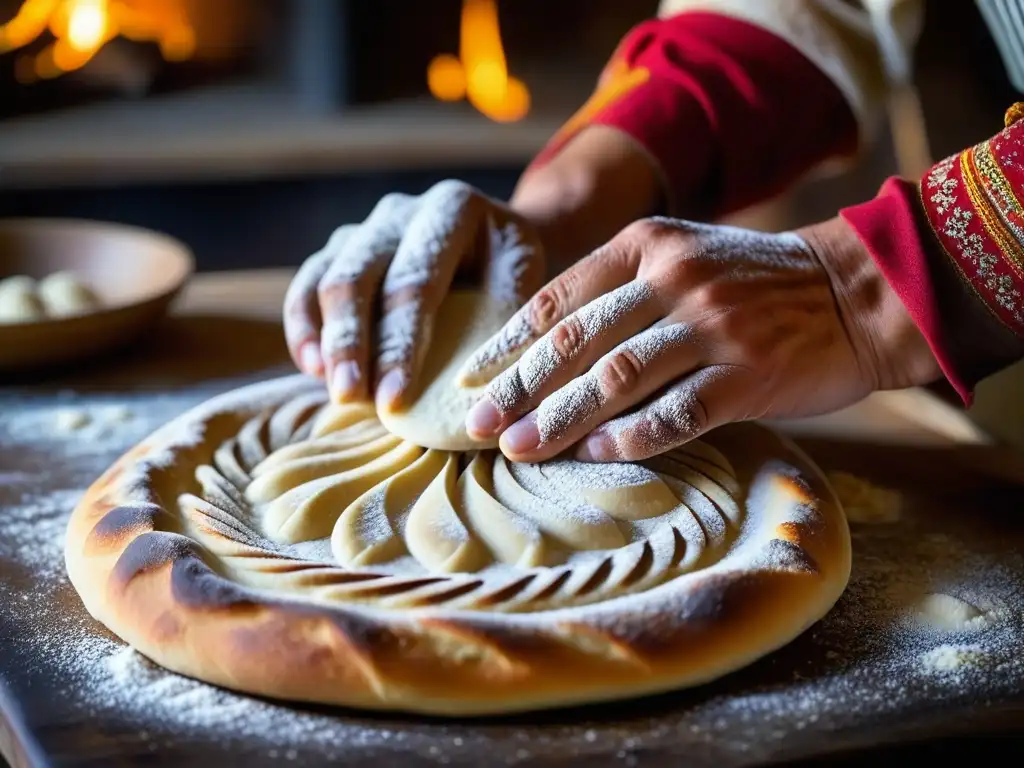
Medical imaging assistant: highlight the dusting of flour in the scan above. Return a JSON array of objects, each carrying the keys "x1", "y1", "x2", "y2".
[{"x1": 2, "y1": 376, "x2": 1024, "y2": 765}]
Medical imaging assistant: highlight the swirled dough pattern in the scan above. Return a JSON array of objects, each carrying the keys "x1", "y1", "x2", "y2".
[{"x1": 66, "y1": 375, "x2": 851, "y2": 715}]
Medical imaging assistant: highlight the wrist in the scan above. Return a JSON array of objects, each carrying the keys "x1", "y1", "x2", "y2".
[
  {"x1": 510, "y1": 126, "x2": 665, "y2": 272},
  {"x1": 798, "y1": 216, "x2": 942, "y2": 391}
]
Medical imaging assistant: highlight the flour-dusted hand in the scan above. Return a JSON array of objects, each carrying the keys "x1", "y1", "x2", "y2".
[
  {"x1": 463, "y1": 217, "x2": 942, "y2": 462},
  {"x1": 283, "y1": 180, "x2": 545, "y2": 409}
]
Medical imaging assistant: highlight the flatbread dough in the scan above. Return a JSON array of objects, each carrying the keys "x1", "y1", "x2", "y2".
[
  {"x1": 0, "y1": 272, "x2": 101, "y2": 323},
  {"x1": 377, "y1": 291, "x2": 516, "y2": 450},
  {"x1": 65, "y1": 375, "x2": 852, "y2": 716}
]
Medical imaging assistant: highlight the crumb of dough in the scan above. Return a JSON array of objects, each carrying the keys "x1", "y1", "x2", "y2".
[
  {"x1": 919, "y1": 644, "x2": 988, "y2": 677},
  {"x1": 54, "y1": 409, "x2": 92, "y2": 431},
  {"x1": 827, "y1": 471, "x2": 902, "y2": 524}
]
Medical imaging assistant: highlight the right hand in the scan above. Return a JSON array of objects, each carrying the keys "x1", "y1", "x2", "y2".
[{"x1": 283, "y1": 179, "x2": 545, "y2": 409}]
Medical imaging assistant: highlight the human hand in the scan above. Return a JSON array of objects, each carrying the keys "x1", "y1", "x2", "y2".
[
  {"x1": 283, "y1": 180, "x2": 544, "y2": 409},
  {"x1": 461, "y1": 216, "x2": 941, "y2": 462}
]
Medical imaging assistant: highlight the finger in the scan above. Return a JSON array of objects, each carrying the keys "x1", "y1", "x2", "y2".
[
  {"x1": 574, "y1": 365, "x2": 749, "y2": 462},
  {"x1": 497, "y1": 322, "x2": 701, "y2": 462},
  {"x1": 284, "y1": 227, "x2": 353, "y2": 377},
  {"x1": 481, "y1": 209, "x2": 546, "y2": 305},
  {"x1": 467, "y1": 277, "x2": 660, "y2": 441},
  {"x1": 318, "y1": 194, "x2": 417, "y2": 403},
  {"x1": 375, "y1": 180, "x2": 485, "y2": 411},
  {"x1": 458, "y1": 236, "x2": 641, "y2": 388}
]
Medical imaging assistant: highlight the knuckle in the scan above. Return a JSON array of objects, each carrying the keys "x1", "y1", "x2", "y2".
[
  {"x1": 599, "y1": 349, "x2": 643, "y2": 398},
  {"x1": 428, "y1": 178, "x2": 477, "y2": 205},
  {"x1": 550, "y1": 313, "x2": 586, "y2": 361},
  {"x1": 529, "y1": 287, "x2": 564, "y2": 331},
  {"x1": 621, "y1": 217, "x2": 666, "y2": 242},
  {"x1": 317, "y1": 274, "x2": 360, "y2": 306},
  {"x1": 375, "y1": 191, "x2": 410, "y2": 211},
  {"x1": 367, "y1": 193, "x2": 413, "y2": 226},
  {"x1": 321, "y1": 312, "x2": 361, "y2": 356}
]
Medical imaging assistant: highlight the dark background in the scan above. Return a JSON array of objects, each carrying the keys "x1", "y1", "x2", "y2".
[{"x1": 0, "y1": 1, "x2": 1015, "y2": 273}]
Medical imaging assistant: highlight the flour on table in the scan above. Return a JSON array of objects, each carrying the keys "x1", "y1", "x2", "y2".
[
  {"x1": 827, "y1": 471, "x2": 902, "y2": 524},
  {"x1": 4, "y1": 374, "x2": 1024, "y2": 762}
]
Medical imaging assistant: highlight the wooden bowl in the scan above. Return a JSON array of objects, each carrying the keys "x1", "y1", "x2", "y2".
[{"x1": 0, "y1": 218, "x2": 193, "y2": 372}]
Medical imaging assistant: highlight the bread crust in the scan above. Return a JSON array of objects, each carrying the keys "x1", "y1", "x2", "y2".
[{"x1": 65, "y1": 374, "x2": 851, "y2": 715}]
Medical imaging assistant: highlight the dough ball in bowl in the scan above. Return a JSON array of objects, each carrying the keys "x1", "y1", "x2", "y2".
[
  {"x1": 0, "y1": 275, "x2": 45, "y2": 323},
  {"x1": 37, "y1": 271, "x2": 102, "y2": 317}
]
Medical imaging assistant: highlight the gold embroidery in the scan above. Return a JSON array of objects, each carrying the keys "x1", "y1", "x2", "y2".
[
  {"x1": 923, "y1": 150, "x2": 1024, "y2": 329},
  {"x1": 925, "y1": 154, "x2": 957, "y2": 214},
  {"x1": 962, "y1": 148, "x2": 1024, "y2": 280},
  {"x1": 974, "y1": 140, "x2": 1024, "y2": 247},
  {"x1": 918, "y1": 183, "x2": 997, "y2": 324},
  {"x1": 1005, "y1": 101, "x2": 1024, "y2": 128}
]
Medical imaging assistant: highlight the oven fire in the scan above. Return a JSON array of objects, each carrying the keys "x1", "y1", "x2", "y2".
[
  {"x1": 0, "y1": 0, "x2": 195, "y2": 83},
  {"x1": 427, "y1": 0, "x2": 530, "y2": 123}
]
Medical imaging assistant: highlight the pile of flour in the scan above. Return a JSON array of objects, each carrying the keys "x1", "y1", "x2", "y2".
[{"x1": 1, "y1": 379, "x2": 1023, "y2": 765}]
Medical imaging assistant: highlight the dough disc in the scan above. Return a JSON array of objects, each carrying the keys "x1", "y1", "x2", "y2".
[
  {"x1": 377, "y1": 290, "x2": 515, "y2": 450},
  {"x1": 65, "y1": 374, "x2": 852, "y2": 716}
]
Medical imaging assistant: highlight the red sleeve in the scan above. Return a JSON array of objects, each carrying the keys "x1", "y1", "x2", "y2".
[
  {"x1": 526, "y1": 12, "x2": 858, "y2": 218},
  {"x1": 840, "y1": 104, "x2": 1024, "y2": 406}
]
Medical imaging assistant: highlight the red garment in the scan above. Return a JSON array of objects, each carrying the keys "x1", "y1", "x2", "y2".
[
  {"x1": 526, "y1": 12, "x2": 859, "y2": 217},
  {"x1": 531, "y1": 11, "x2": 1024, "y2": 403},
  {"x1": 842, "y1": 111, "x2": 1024, "y2": 405}
]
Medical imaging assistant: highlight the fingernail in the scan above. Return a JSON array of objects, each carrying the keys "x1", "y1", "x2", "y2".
[
  {"x1": 575, "y1": 432, "x2": 613, "y2": 462},
  {"x1": 500, "y1": 415, "x2": 540, "y2": 454},
  {"x1": 466, "y1": 398, "x2": 502, "y2": 437},
  {"x1": 376, "y1": 369, "x2": 406, "y2": 411},
  {"x1": 300, "y1": 342, "x2": 323, "y2": 375},
  {"x1": 331, "y1": 361, "x2": 360, "y2": 400}
]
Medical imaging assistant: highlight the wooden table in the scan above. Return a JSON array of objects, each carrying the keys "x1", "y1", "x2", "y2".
[{"x1": 2, "y1": 270, "x2": 1024, "y2": 767}]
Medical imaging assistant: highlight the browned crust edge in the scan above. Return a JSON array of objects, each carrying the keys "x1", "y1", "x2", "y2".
[{"x1": 64, "y1": 374, "x2": 851, "y2": 716}]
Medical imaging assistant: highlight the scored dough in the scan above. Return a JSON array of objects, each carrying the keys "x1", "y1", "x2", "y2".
[
  {"x1": 378, "y1": 291, "x2": 517, "y2": 450},
  {"x1": 65, "y1": 374, "x2": 852, "y2": 716}
]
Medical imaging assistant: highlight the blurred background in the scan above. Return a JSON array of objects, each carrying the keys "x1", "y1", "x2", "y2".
[
  {"x1": 1, "y1": 1, "x2": 1024, "y2": 438},
  {"x1": 0, "y1": 0, "x2": 1015, "y2": 272}
]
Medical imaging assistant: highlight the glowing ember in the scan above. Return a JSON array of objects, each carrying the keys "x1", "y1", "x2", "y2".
[
  {"x1": 0, "y1": 0, "x2": 196, "y2": 83},
  {"x1": 427, "y1": 0, "x2": 530, "y2": 123}
]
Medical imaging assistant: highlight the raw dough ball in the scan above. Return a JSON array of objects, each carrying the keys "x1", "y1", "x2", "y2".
[
  {"x1": 37, "y1": 271, "x2": 101, "y2": 317},
  {"x1": 377, "y1": 291, "x2": 516, "y2": 450},
  {"x1": 913, "y1": 592, "x2": 987, "y2": 632},
  {"x1": 0, "y1": 276, "x2": 45, "y2": 323}
]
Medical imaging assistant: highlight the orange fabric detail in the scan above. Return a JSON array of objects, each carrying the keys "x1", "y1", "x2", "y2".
[{"x1": 545, "y1": 59, "x2": 651, "y2": 155}]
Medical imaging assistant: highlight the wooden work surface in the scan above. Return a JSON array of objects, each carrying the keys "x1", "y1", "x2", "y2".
[{"x1": 2, "y1": 269, "x2": 1024, "y2": 767}]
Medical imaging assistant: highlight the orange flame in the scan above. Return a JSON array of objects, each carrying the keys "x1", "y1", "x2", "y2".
[
  {"x1": 427, "y1": 0, "x2": 529, "y2": 123},
  {"x1": 0, "y1": 0, "x2": 195, "y2": 83}
]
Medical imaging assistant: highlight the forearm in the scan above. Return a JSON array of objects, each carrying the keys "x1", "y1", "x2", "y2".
[
  {"x1": 509, "y1": 10, "x2": 858, "y2": 271},
  {"x1": 509, "y1": 126, "x2": 664, "y2": 272}
]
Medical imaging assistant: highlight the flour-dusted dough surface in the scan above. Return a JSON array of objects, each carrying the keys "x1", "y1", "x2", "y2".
[
  {"x1": 377, "y1": 291, "x2": 516, "y2": 451},
  {"x1": 0, "y1": 272, "x2": 101, "y2": 323},
  {"x1": 65, "y1": 374, "x2": 851, "y2": 716}
]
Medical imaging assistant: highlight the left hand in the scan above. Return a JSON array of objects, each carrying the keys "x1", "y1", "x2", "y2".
[{"x1": 459, "y1": 216, "x2": 941, "y2": 463}]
